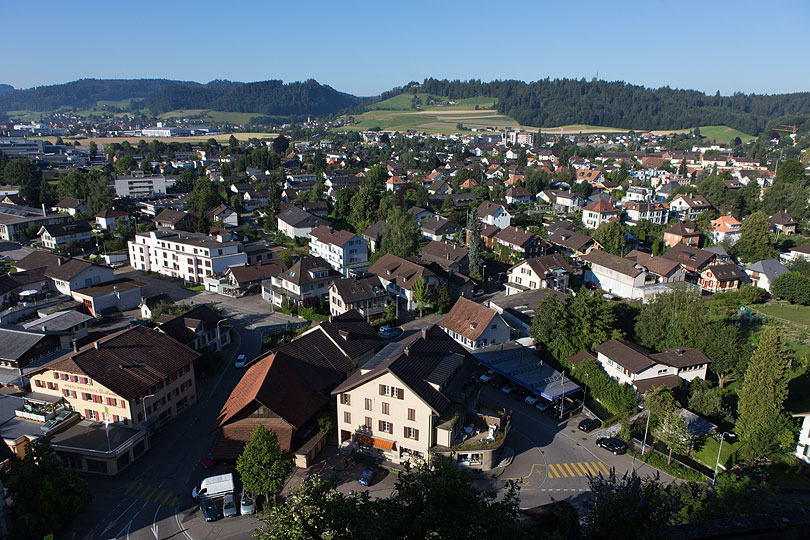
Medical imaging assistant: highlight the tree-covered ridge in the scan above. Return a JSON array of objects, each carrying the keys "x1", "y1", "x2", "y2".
[
  {"x1": 144, "y1": 79, "x2": 242, "y2": 114},
  {"x1": 0, "y1": 78, "x2": 188, "y2": 111},
  {"x1": 0, "y1": 83, "x2": 14, "y2": 95},
  {"x1": 388, "y1": 78, "x2": 810, "y2": 134}
]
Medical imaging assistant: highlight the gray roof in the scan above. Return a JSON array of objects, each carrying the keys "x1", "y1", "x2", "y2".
[
  {"x1": 21, "y1": 310, "x2": 93, "y2": 333},
  {"x1": 745, "y1": 259, "x2": 788, "y2": 280},
  {"x1": 0, "y1": 328, "x2": 47, "y2": 362},
  {"x1": 0, "y1": 394, "x2": 44, "y2": 443},
  {"x1": 582, "y1": 250, "x2": 644, "y2": 278}
]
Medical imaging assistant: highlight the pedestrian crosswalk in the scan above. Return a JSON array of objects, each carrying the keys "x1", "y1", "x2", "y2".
[
  {"x1": 123, "y1": 482, "x2": 180, "y2": 507},
  {"x1": 546, "y1": 461, "x2": 610, "y2": 479}
]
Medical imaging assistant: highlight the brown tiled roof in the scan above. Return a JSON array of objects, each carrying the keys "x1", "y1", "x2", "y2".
[
  {"x1": 158, "y1": 305, "x2": 224, "y2": 346},
  {"x1": 15, "y1": 250, "x2": 102, "y2": 281},
  {"x1": 55, "y1": 197, "x2": 84, "y2": 209},
  {"x1": 701, "y1": 263, "x2": 746, "y2": 281},
  {"x1": 155, "y1": 208, "x2": 191, "y2": 225},
  {"x1": 36, "y1": 326, "x2": 199, "y2": 400},
  {"x1": 664, "y1": 220, "x2": 700, "y2": 237},
  {"x1": 477, "y1": 201, "x2": 508, "y2": 219},
  {"x1": 513, "y1": 254, "x2": 573, "y2": 276},
  {"x1": 226, "y1": 261, "x2": 287, "y2": 285},
  {"x1": 214, "y1": 419, "x2": 294, "y2": 456},
  {"x1": 769, "y1": 210, "x2": 797, "y2": 227},
  {"x1": 661, "y1": 246, "x2": 716, "y2": 270},
  {"x1": 369, "y1": 253, "x2": 435, "y2": 290},
  {"x1": 583, "y1": 198, "x2": 618, "y2": 213},
  {"x1": 278, "y1": 256, "x2": 340, "y2": 287},
  {"x1": 625, "y1": 250, "x2": 680, "y2": 277},
  {"x1": 439, "y1": 297, "x2": 499, "y2": 341},
  {"x1": 329, "y1": 276, "x2": 386, "y2": 304},
  {"x1": 595, "y1": 339, "x2": 655, "y2": 374},
  {"x1": 310, "y1": 310, "x2": 384, "y2": 362},
  {"x1": 651, "y1": 348, "x2": 710, "y2": 369},
  {"x1": 495, "y1": 226, "x2": 541, "y2": 249},
  {"x1": 582, "y1": 250, "x2": 644, "y2": 278},
  {"x1": 309, "y1": 226, "x2": 358, "y2": 247},
  {"x1": 633, "y1": 374, "x2": 683, "y2": 394},
  {"x1": 419, "y1": 241, "x2": 468, "y2": 265},
  {"x1": 506, "y1": 186, "x2": 531, "y2": 197},
  {"x1": 548, "y1": 229, "x2": 594, "y2": 252},
  {"x1": 39, "y1": 221, "x2": 92, "y2": 238},
  {"x1": 277, "y1": 206, "x2": 329, "y2": 228},
  {"x1": 420, "y1": 215, "x2": 457, "y2": 235},
  {"x1": 95, "y1": 209, "x2": 129, "y2": 219},
  {"x1": 567, "y1": 350, "x2": 596, "y2": 365},
  {"x1": 214, "y1": 352, "x2": 328, "y2": 431}
]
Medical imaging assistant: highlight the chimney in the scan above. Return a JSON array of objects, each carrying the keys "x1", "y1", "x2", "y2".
[
  {"x1": 421, "y1": 327, "x2": 428, "y2": 340},
  {"x1": 93, "y1": 341, "x2": 100, "y2": 350},
  {"x1": 57, "y1": 258, "x2": 63, "y2": 266},
  {"x1": 72, "y1": 340, "x2": 78, "y2": 353},
  {"x1": 41, "y1": 325, "x2": 46, "y2": 332}
]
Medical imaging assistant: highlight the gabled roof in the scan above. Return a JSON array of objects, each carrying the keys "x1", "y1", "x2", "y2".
[
  {"x1": 155, "y1": 208, "x2": 193, "y2": 225},
  {"x1": 0, "y1": 268, "x2": 46, "y2": 296},
  {"x1": 369, "y1": 253, "x2": 436, "y2": 290},
  {"x1": 276, "y1": 206, "x2": 329, "y2": 229},
  {"x1": 506, "y1": 186, "x2": 531, "y2": 198},
  {"x1": 650, "y1": 348, "x2": 710, "y2": 369},
  {"x1": 547, "y1": 229, "x2": 594, "y2": 252},
  {"x1": 15, "y1": 251, "x2": 102, "y2": 282},
  {"x1": 595, "y1": 339, "x2": 655, "y2": 374},
  {"x1": 769, "y1": 210, "x2": 797, "y2": 227},
  {"x1": 661, "y1": 246, "x2": 716, "y2": 269},
  {"x1": 477, "y1": 201, "x2": 509, "y2": 219},
  {"x1": 745, "y1": 258, "x2": 788, "y2": 280},
  {"x1": 672, "y1": 194, "x2": 711, "y2": 208},
  {"x1": 35, "y1": 326, "x2": 200, "y2": 400},
  {"x1": 310, "y1": 226, "x2": 359, "y2": 247},
  {"x1": 420, "y1": 215, "x2": 457, "y2": 235},
  {"x1": 495, "y1": 226, "x2": 541, "y2": 249},
  {"x1": 664, "y1": 220, "x2": 700, "y2": 237},
  {"x1": 55, "y1": 197, "x2": 85, "y2": 209},
  {"x1": 582, "y1": 250, "x2": 644, "y2": 278},
  {"x1": 329, "y1": 276, "x2": 387, "y2": 304},
  {"x1": 583, "y1": 198, "x2": 619, "y2": 213},
  {"x1": 39, "y1": 221, "x2": 92, "y2": 238},
  {"x1": 625, "y1": 250, "x2": 681, "y2": 277},
  {"x1": 226, "y1": 261, "x2": 287, "y2": 284},
  {"x1": 701, "y1": 263, "x2": 747, "y2": 281},
  {"x1": 439, "y1": 297, "x2": 499, "y2": 341},
  {"x1": 157, "y1": 304, "x2": 224, "y2": 346},
  {"x1": 711, "y1": 215, "x2": 742, "y2": 233},
  {"x1": 277, "y1": 256, "x2": 340, "y2": 286},
  {"x1": 332, "y1": 325, "x2": 474, "y2": 415},
  {"x1": 510, "y1": 254, "x2": 573, "y2": 276},
  {"x1": 0, "y1": 328, "x2": 48, "y2": 362},
  {"x1": 362, "y1": 220, "x2": 388, "y2": 240},
  {"x1": 95, "y1": 209, "x2": 128, "y2": 219},
  {"x1": 419, "y1": 241, "x2": 468, "y2": 266}
]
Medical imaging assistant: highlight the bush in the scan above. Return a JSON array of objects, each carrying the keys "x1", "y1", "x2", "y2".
[
  {"x1": 770, "y1": 272, "x2": 810, "y2": 305},
  {"x1": 571, "y1": 358, "x2": 638, "y2": 416}
]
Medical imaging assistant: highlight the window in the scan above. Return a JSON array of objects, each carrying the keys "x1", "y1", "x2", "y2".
[
  {"x1": 86, "y1": 410, "x2": 99, "y2": 420},
  {"x1": 106, "y1": 397, "x2": 117, "y2": 407},
  {"x1": 381, "y1": 402, "x2": 390, "y2": 415},
  {"x1": 408, "y1": 408, "x2": 416, "y2": 422},
  {"x1": 53, "y1": 372, "x2": 60, "y2": 380},
  {"x1": 47, "y1": 382, "x2": 58, "y2": 391},
  {"x1": 340, "y1": 393, "x2": 350, "y2": 406},
  {"x1": 35, "y1": 379, "x2": 45, "y2": 388},
  {"x1": 404, "y1": 427, "x2": 419, "y2": 440},
  {"x1": 379, "y1": 420, "x2": 393, "y2": 434},
  {"x1": 344, "y1": 411, "x2": 351, "y2": 424},
  {"x1": 365, "y1": 398, "x2": 372, "y2": 411},
  {"x1": 92, "y1": 395, "x2": 103, "y2": 404},
  {"x1": 365, "y1": 416, "x2": 372, "y2": 428}
]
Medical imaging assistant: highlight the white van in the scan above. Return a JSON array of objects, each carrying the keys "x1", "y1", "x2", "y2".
[{"x1": 192, "y1": 473, "x2": 234, "y2": 499}]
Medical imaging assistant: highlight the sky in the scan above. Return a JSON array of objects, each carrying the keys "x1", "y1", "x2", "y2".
[{"x1": 4, "y1": 0, "x2": 809, "y2": 97}]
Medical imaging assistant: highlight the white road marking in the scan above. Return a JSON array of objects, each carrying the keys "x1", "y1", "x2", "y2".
[
  {"x1": 175, "y1": 508, "x2": 194, "y2": 540},
  {"x1": 103, "y1": 499, "x2": 139, "y2": 536}
]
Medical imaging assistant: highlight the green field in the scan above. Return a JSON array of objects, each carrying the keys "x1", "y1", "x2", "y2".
[
  {"x1": 157, "y1": 109, "x2": 259, "y2": 124},
  {"x1": 698, "y1": 125, "x2": 756, "y2": 144},
  {"x1": 752, "y1": 303, "x2": 810, "y2": 327},
  {"x1": 369, "y1": 93, "x2": 498, "y2": 111}
]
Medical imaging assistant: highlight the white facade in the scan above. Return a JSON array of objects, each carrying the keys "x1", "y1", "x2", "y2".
[
  {"x1": 584, "y1": 262, "x2": 647, "y2": 300},
  {"x1": 480, "y1": 205, "x2": 512, "y2": 230},
  {"x1": 795, "y1": 415, "x2": 810, "y2": 465},
  {"x1": 441, "y1": 314, "x2": 511, "y2": 351},
  {"x1": 128, "y1": 230, "x2": 247, "y2": 284},
  {"x1": 309, "y1": 232, "x2": 368, "y2": 275},
  {"x1": 596, "y1": 349, "x2": 708, "y2": 388},
  {"x1": 505, "y1": 261, "x2": 569, "y2": 295},
  {"x1": 51, "y1": 265, "x2": 115, "y2": 296},
  {"x1": 114, "y1": 176, "x2": 176, "y2": 198}
]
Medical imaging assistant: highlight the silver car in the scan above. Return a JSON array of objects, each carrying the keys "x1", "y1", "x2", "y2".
[
  {"x1": 222, "y1": 493, "x2": 238, "y2": 517},
  {"x1": 240, "y1": 490, "x2": 256, "y2": 515}
]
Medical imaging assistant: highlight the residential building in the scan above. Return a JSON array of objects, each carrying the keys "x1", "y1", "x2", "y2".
[
  {"x1": 264, "y1": 256, "x2": 340, "y2": 308},
  {"x1": 276, "y1": 206, "x2": 329, "y2": 239},
  {"x1": 594, "y1": 339, "x2": 709, "y2": 393},
  {"x1": 0, "y1": 327, "x2": 62, "y2": 372},
  {"x1": 309, "y1": 226, "x2": 369, "y2": 275},
  {"x1": 582, "y1": 250, "x2": 650, "y2": 300},
  {"x1": 224, "y1": 260, "x2": 287, "y2": 294},
  {"x1": 368, "y1": 253, "x2": 439, "y2": 312},
  {"x1": 420, "y1": 216, "x2": 458, "y2": 241},
  {"x1": 582, "y1": 199, "x2": 620, "y2": 230},
  {"x1": 769, "y1": 210, "x2": 797, "y2": 236},
  {"x1": 439, "y1": 297, "x2": 512, "y2": 350},
  {"x1": 539, "y1": 190, "x2": 587, "y2": 213},
  {"x1": 362, "y1": 221, "x2": 387, "y2": 253},
  {"x1": 669, "y1": 194, "x2": 712, "y2": 221},
  {"x1": 710, "y1": 215, "x2": 742, "y2": 245},
  {"x1": 477, "y1": 201, "x2": 512, "y2": 229},
  {"x1": 157, "y1": 304, "x2": 231, "y2": 353},
  {"x1": 547, "y1": 229, "x2": 600, "y2": 259},
  {"x1": 128, "y1": 229, "x2": 247, "y2": 284},
  {"x1": 663, "y1": 220, "x2": 701, "y2": 248},
  {"x1": 0, "y1": 203, "x2": 72, "y2": 241},
  {"x1": 487, "y1": 288, "x2": 565, "y2": 337},
  {"x1": 38, "y1": 221, "x2": 93, "y2": 250},
  {"x1": 505, "y1": 254, "x2": 572, "y2": 295},
  {"x1": 53, "y1": 198, "x2": 89, "y2": 216},
  {"x1": 328, "y1": 275, "x2": 388, "y2": 320},
  {"x1": 745, "y1": 259, "x2": 788, "y2": 292},
  {"x1": 623, "y1": 201, "x2": 669, "y2": 225},
  {"x1": 783, "y1": 243, "x2": 810, "y2": 263},
  {"x1": 243, "y1": 241, "x2": 281, "y2": 265},
  {"x1": 28, "y1": 325, "x2": 199, "y2": 428},
  {"x1": 505, "y1": 187, "x2": 532, "y2": 206},
  {"x1": 698, "y1": 263, "x2": 747, "y2": 293},
  {"x1": 624, "y1": 250, "x2": 685, "y2": 283},
  {"x1": 139, "y1": 293, "x2": 172, "y2": 319},
  {"x1": 494, "y1": 226, "x2": 545, "y2": 261},
  {"x1": 661, "y1": 245, "x2": 717, "y2": 277},
  {"x1": 15, "y1": 251, "x2": 115, "y2": 296},
  {"x1": 794, "y1": 413, "x2": 810, "y2": 465},
  {"x1": 418, "y1": 241, "x2": 469, "y2": 274},
  {"x1": 207, "y1": 204, "x2": 239, "y2": 228},
  {"x1": 0, "y1": 268, "x2": 49, "y2": 309},
  {"x1": 95, "y1": 209, "x2": 129, "y2": 231},
  {"x1": 409, "y1": 207, "x2": 435, "y2": 226},
  {"x1": 333, "y1": 325, "x2": 494, "y2": 467},
  {"x1": 114, "y1": 175, "x2": 175, "y2": 198},
  {"x1": 154, "y1": 209, "x2": 197, "y2": 231},
  {"x1": 71, "y1": 278, "x2": 144, "y2": 317}
]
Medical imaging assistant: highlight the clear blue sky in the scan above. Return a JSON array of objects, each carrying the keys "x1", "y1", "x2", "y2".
[{"x1": 4, "y1": 0, "x2": 809, "y2": 97}]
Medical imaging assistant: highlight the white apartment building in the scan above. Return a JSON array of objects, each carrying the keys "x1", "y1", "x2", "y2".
[
  {"x1": 128, "y1": 230, "x2": 247, "y2": 284},
  {"x1": 114, "y1": 175, "x2": 176, "y2": 198},
  {"x1": 623, "y1": 201, "x2": 669, "y2": 225},
  {"x1": 309, "y1": 226, "x2": 368, "y2": 275},
  {"x1": 505, "y1": 254, "x2": 571, "y2": 295},
  {"x1": 582, "y1": 250, "x2": 649, "y2": 300},
  {"x1": 477, "y1": 202, "x2": 512, "y2": 230}
]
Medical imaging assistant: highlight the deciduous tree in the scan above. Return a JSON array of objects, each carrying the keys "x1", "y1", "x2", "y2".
[
  {"x1": 732, "y1": 211, "x2": 777, "y2": 263},
  {"x1": 412, "y1": 275, "x2": 429, "y2": 317},
  {"x1": 236, "y1": 425, "x2": 294, "y2": 502}
]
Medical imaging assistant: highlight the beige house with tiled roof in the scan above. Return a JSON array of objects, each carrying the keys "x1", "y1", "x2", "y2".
[
  {"x1": 28, "y1": 325, "x2": 199, "y2": 428},
  {"x1": 505, "y1": 254, "x2": 572, "y2": 295},
  {"x1": 369, "y1": 253, "x2": 439, "y2": 311},
  {"x1": 582, "y1": 199, "x2": 620, "y2": 229},
  {"x1": 439, "y1": 297, "x2": 511, "y2": 350}
]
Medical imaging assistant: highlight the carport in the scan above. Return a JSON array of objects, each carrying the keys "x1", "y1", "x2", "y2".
[{"x1": 474, "y1": 342, "x2": 580, "y2": 401}]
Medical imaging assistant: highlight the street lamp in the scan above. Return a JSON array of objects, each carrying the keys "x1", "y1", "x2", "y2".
[
  {"x1": 641, "y1": 407, "x2": 651, "y2": 456},
  {"x1": 142, "y1": 393, "x2": 156, "y2": 444},
  {"x1": 713, "y1": 432, "x2": 736, "y2": 485},
  {"x1": 216, "y1": 318, "x2": 230, "y2": 352},
  {"x1": 582, "y1": 373, "x2": 589, "y2": 405}
]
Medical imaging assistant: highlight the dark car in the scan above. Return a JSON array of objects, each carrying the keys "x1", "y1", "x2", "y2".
[
  {"x1": 201, "y1": 452, "x2": 215, "y2": 469},
  {"x1": 489, "y1": 378, "x2": 504, "y2": 390},
  {"x1": 551, "y1": 399, "x2": 582, "y2": 417},
  {"x1": 584, "y1": 281, "x2": 598, "y2": 291},
  {"x1": 358, "y1": 466, "x2": 378, "y2": 486},
  {"x1": 596, "y1": 437, "x2": 628, "y2": 455},
  {"x1": 199, "y1": 497, "x2": 221, "y2": 522},
  {"x1": 578, "y1": 418, "x2": 602, "y2": 433}
]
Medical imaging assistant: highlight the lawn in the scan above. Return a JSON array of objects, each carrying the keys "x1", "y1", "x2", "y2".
[
  {"x1": 338, "y1": 108, "x2": 521, "y2": 134},
  {"x1": 368, "y1": 93, "x2": 498, "y2": 111},
  {"x1": 692, "y1": 436, "x2": 741, "y2": 471},
  {"x1": 158, "y1": 109, "x2": 260, "y2": 125},
  {"x1": 697, "y1": 125, "x2": 756, "y2": 144},
  {"x1": 49, "y1": 132, "x2": 278, "y2": 146},
  {"x1": 752, "y1": 303, "x2": 810, "y2": 327}
]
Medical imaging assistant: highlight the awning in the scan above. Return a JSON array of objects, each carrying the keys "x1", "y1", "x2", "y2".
[{"x1": 354, "y1": 433, "x2": 395, "y2": 451}]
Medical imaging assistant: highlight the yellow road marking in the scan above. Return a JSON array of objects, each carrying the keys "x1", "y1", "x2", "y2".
[
  {"x1": 161, "y1": 491, "x2": 174, "y2": 505},
  {"x1": 136, "y1": 484, "x2": 151, "y2": 498},
  {"x1": 547, "y1": 464, "x2": 559, "y2": 478},
  {"x1": 145, "y1": 487, "x2": 159, "y2": 501},
  {"x1": 598, "y1": 462, "x2": 609, "y2": 474},
  {"x1": 583, "y1": 462, "x2": 598, "y2": 475},
  {"x1": 152, "y1": 489, "x2": 165, "y2": 503},
  {"x1": 563, "y1": 463, "x2": 578, "y2": 477},
  {"x1": 169, "y1": 495, "x2": 179, "y2": 507},
  {"x1": 576, "y1": 462, "x2": 590, "y2": 476},
  {"x1": 556, "y1": 464, "x2": 568, "y2": 478},
  {"x1": 504, "y1": 463, "x2": 545, "y2": 483},
  {"x1": 124, "y1": 482, "x2": 138, "y2": 496}
]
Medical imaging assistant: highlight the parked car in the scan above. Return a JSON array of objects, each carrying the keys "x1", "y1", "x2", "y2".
[
  {"x1": 222, "y1": 493, "x2": 238, "y2": 517},
  {"x1": 524, "y1": 393, "x2": 540, "y2": 406},
  {"x1": 501, "y1": 384, "x2": 515, "y2": 395},
  {"x1": 358, "y1": 465, "x2": 378, "y2": 486},
  {"x1": 201, "y1": 452, "x2": 216, "y2": 469},
  {"x1": 240, "y1": 490, "x2": 256, "y2": 515},
  {"x1": 234, "y1": 354, "x2": 246, "y2": 368},
  {"x1": 479, "y1": 369, "x2": 495, "y2": 383},
  {"x1": 378, "y1": 326, "x2": 397, "y2": 339},
  {"x1": 489, "y1": 378, "x2": 504, "y2": 390},
  {"x1": 535, "y1": 397, "x2": 553, "y2": 412},
  {"x1": 199, "y1": 497, "x2": 221, "y2": 522},
  {"x1": 473, "y1": 289, "x2": 485, "y2": 297},
  {"x1": 584, "y1": 281, "x2": 598, "y2": 291},
  {"x1": 514, "y1": 388, "x2": 529, "y2": 400},
  {"x1": 578, "y1": 418, "x2": 602, "y2": 433},
  {"x1": 39, "y1": 410, "x2": 75, "y2": 434},
  {"x1": 596, "y1": 437, "x2": 628, "y2": 455}
]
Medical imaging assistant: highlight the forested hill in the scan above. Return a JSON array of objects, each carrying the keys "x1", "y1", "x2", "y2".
[
  {"x1": 387, "y1": 78, "x2": 810, "y2": 135},
  {"x1": 0, "y1": 79, "x2": 186, "y2": 111},
  {"x1": 0, "y1": 84, "x2": 13, "y2": 95},
  {"x1": 146, "y1": 79, "x2": 363, "y2": 118}
]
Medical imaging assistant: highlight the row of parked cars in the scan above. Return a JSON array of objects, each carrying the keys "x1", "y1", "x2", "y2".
[{"x1": 479, "y1": 369, "x2": 579, "y2": 416}]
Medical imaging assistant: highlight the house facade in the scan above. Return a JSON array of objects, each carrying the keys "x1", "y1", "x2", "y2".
[
  {"x1": 439, "y1": 297, "x2": 511, "y2": 350},
  {"x1": 698, "y1": 263, "x2": 746, "y2": 293},
  {"x1": 309, "y1": 226, "x2": 369, "y2": 275},
  {"x1": 328, "y1": 276, "x2": 388, "y2": 320},
  {"x1": 710, "y1": 215, "x2": 742, "y2": 245},
  {"x1": 505, "y1": 254, "x2": 571, "y2": 295},
  {"x1": 38, "y1": 221, "x2": 93, "y2": 250},
  {"x1": 582, "y1": 250, "x2": 649, "y2": 300},
  {"x1": 582, "y1": 199, "x2": 620, "y2": 230},
  {"x1": 265, "y1": 256, "x2": 340, "y2": 308},
  {"x1": 369, "y1": 254, "x2": 439, "y2": 312}
]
